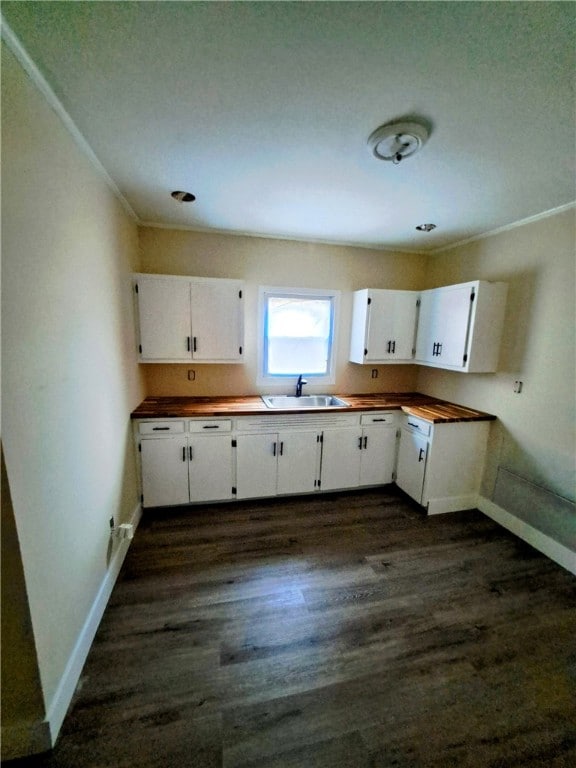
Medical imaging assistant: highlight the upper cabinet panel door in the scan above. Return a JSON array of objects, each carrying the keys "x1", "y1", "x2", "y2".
[
  {"x1": 190, "y1": 281, "x2": 243, "y2": 361},
  {"x1": 389, "y1": 291, "x2": 419, "y2": 360},
  {"x1": 415, "y1": 290, "x2": 438, "y2": 363},
  {"x1": 434, "y1": 284, "x2": 472, "y2": 367},
  {"x1": 364, "y1": 291, "x2": 395, "y2": 360},
  {"x1": 137, "y1": 276, "x2": 192, "y2": 361}
]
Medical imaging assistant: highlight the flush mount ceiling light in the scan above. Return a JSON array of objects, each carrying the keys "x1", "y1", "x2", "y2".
[
  {"x1": 171, "y1": 190, "x2": 196, "y2": 202},
  {"x1": 416, "y1": 223, "x2": 437, "y2": 232},
  {"x1": 367, "y1": 121, "x2": 429, "y2": 164}
]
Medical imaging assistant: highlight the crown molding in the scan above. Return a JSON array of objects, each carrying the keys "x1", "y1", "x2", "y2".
[
  {"x1": 1, "y1": 15, "x2": 139, "y2": 222},
  {"x1": 429, "y1": 201, "x2": 576, "y2": 255},
  {"x1": 138, "y1": 220, "x2": 429, "y2": 256}
]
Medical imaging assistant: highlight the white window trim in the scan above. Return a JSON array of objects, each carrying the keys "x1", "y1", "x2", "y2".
[{"x1": 257, "y1": 285, "x2": 341, "y2": 389}]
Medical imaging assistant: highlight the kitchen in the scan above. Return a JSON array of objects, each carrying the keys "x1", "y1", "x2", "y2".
[{"x1": 1, "y1": 2, "x2": 574, "y2": 763}]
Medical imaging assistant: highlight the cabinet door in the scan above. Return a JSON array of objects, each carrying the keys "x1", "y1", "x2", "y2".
[
  {"x1": 188, "y1": 435, "x2": 233, "y2": 502},
  {"x1": 359, "y1": 426, "x2": 397, "y2": 486},
  {"x1": 434, "y1": 284, "x2": 472, "y2": 367},
  {"x1": 415, "y1": 289, "x2": 438, "y2": 363},
  {"x1": 140, "y1": 436, "x2": 189, "y2": 507},
  {"x1": 395, "y1": 429, "x2": 428, "y2": 504},
  {"x1": 137, "y1": 277, "x2": 192, "y2": 361},
  {"x1": 320, "y1": 427, "x2": 362, "y2": 491},
  {"x1": 364, "y1": 290, "x2": 417, "y2": 362},
  {"x1": 277, "y1": 431, "x2": 320, "y2": 495},
  {"x1": 391, "y1": 292, "x2": 418, "y2": 360},
  {"x1": 191, "y1": 281, "x2": 243, "y2": 361},
  {"x1": 236, "y1": 434, "x2": 278, "y2": 499},
  {"x1": 365, "y1": 291, "x2": 395, "y2": 360}
]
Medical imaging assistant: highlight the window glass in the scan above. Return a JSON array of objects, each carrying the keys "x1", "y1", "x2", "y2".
[{"x1": 259, "y1": 288, "x2": 339, "y2": 383}]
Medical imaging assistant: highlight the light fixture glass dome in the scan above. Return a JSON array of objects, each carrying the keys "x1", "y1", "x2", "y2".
[{"x1": 367, "y1": 121, "x2": 429, "y2": 163}]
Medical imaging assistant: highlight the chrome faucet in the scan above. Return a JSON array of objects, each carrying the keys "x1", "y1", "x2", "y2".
[{"x1": 295, "y1": 374, "x2": 308, "y2": 397}]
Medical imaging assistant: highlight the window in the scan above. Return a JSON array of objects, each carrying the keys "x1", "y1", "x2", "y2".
[{"x1": 258, "y1": 286, "x2": 339, "y2": 385}]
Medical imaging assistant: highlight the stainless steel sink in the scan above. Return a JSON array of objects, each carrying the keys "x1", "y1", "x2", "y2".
[{"x1": 261, "y1": 395, "x2": 350, "y2": 409}]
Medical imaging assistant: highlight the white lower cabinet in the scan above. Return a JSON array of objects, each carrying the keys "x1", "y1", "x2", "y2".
[
  {"x1": 320, "y1": 413, "x2": 398, "y2": 491},
  {"x1": 188, "y1": 435, "x2": 234, "y2": 503},
  {"x1": 138, "y1": 420, "x2": 234, "y2": 507},
  {"x1": 140, "y1": 435, "x2": 190, "y2": 508},
  {"x1": 396, "y1": 415, "x2": 490, "y2": 514},
  {"x1": 235, "y1": 431, "x2": 321, "y2": 499},
  {"x1": 136, "y1": 410, "x2": 487, "y2": 513}
]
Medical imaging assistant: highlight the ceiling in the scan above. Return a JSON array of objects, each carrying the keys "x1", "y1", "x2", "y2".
[{"x1": 3, "y1": 1, "x2": 575, "y2": 253}]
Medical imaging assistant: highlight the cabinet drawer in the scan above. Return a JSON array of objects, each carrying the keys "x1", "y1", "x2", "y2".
[
  {"x1": 138, "y1": 421, "x2": 185, "y2": 434},
  {"x1": 188, "y1": 419, "x2": 232, "y2": 433},
  {"x1": 403, "y1": 415, "x2": 431, "y2": 436},
  {"x1": 360, "y1": 412, "x2": 397, "y2": 426}
]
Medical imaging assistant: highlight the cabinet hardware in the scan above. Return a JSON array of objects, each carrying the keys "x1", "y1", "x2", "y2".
[
  {"x1": 193, "y1": 337, "x2": 197, "y2": 352},
  {"x1": 387, "y1": 340, "x2": 391, "y2": 353},
  {"x1": 239, "y1": 290, "x2": 242, "y2": 299},
  {"x1": 231, "y1": 439, "x2": 237, "y2": 447},
  {"x1": 373, "y1": 418, "x2": 387, "y2": 422},
  {"x1": 153, "y1": 426, "x2": 170, "y2": 431},
  {"x1": 135, "y1": 283, "x2": 139, "y2": 294},
  {"x1": 239, "y1": 346, "x2": 243, "y2": 355},
  {"x1": 463, "y1": 354, "x2": 468, "y2": 364},
  {"x1": 189, "y1": 446, "x2": 193, "y2": 460},
  {"x1": 138, "y1": 344, "x2": 142, "y2": 354},
  {"x1": 182, "y1": 447, "x2": 186, "y2": 462},
  {"x1": 416, "y1": 298, "x2": 421, "y2": 307},
  {"x1": 363, "y1": 436, "x2": 368, "y2": 449},
  {"x1": 367, "y1": 297, "x2": 372, "y2": 305},
  {"x1": 232, "y1": 487, "x2": 237, "y2": 495},
  {"x1": 273, "y1": 442, "x2": 277, "y2": 457},
  {"x1": 279, "y1": 442, "x2": 284, "y2": 456},
  {"x1": 407, "y1": 421, "x2": 420, "y2": 430},
  {"x1": 432, "y1": 342, "x2": 437, "y2": 356},
  {"x1": 364, "y1": 348, "x2": 368, "y2": 356},
  {"x1": 140, "y1": 494, "x2": 143, "y2": 503},
  {"x1": 358, "y1": 436, "x2": 363, "y2": 450},
  {"x1": 470, "y1": 292, "x2": 475, "y2": 302},
  {"x1": 418, "y1": 448, "x2": 425, "y2": 462},
  {"x1": 186, "y1": 336, "x2": 191, "y2": 352},
  {"x1": 437, "y1": 343, "x2": 442, "y2": 356},
  {"x1": 392, "y1": 340, "x2": 396, "y2": 353},
  {"x1": 138, "y1": 443, "x2": 141, "y2": 452},
  {"x1": 202, "y1": 425, "x2": 219, "y2": 429}
]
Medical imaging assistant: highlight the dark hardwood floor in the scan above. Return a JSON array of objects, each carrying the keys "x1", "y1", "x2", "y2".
[{"x1": 11, "y1": 488, "x2": 576, "y2": 767}]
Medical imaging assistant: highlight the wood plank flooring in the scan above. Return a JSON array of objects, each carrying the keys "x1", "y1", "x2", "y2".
[{"x1": 12, "y1": 488, "x2": 576, "y2": 767}]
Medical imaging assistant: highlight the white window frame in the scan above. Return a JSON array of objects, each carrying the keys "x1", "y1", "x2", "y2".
[{"x1": 257, "y1": 285, "x2": 340, "y2": 388}]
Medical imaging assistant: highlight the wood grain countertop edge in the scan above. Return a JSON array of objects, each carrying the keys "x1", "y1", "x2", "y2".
[{"x1": 130, "y1": 393, "x2": 496, "y2": 424}]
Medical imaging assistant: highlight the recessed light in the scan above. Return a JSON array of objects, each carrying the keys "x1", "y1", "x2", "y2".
[
  {"x1": 416, "y1": 223, "x2": 437, "y2": 232},
  {"x1": 171, "y1": 190, "x2": 196, "y2": 202}
]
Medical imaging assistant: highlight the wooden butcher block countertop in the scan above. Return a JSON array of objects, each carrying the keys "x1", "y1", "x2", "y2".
[{"x1": 131, "y1": 392, "x2": 496, "y2": 424}]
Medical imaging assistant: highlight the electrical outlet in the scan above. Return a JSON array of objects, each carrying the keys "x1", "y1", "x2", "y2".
[
  {"x1": 371, "y1": 369, "x2": 378, "y2": 379},
  {"x1": 188, "y1": 369, "x2": 196, "y2": 381}
]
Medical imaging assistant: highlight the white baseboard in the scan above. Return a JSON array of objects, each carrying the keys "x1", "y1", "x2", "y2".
[
  {"x1": 478, "y1": 496, "x2": 576, "y2": 576},
  {"x1": 427, "y1": 494, "x2": 478, "y2": 515},
  {"x1": 45, "y1": 502, "x2": 142, "y2": 745}
]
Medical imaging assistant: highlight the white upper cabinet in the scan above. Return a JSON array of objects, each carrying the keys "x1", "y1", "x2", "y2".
[
  {"x1": 415, "y1": 280, "x2": 508, "y2": 373},
  {"x1": 349, "y1": 289, "x2": 419, "y2": 363},
  {"x1": 134, "y1": 273, "x2": 244, "y2": 363}
]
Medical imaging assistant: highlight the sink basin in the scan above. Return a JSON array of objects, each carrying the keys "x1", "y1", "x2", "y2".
[{"x1": 261, "y1": 395, "x2": 350, "y2": 409}]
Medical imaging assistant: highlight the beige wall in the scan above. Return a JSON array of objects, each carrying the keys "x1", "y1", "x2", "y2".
[
  {"x1": 138, "y1": 227, "x2": 427, "y2": 396},
  {"x1": 1, "y1": 446, "x2": 50, "y2": 755},
  {"x1": 1, "y1": 40, "x2": 144, "y2": 749},
  {"x1": 417, "y1": 209, "x2": 575, "y2": 502}
]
